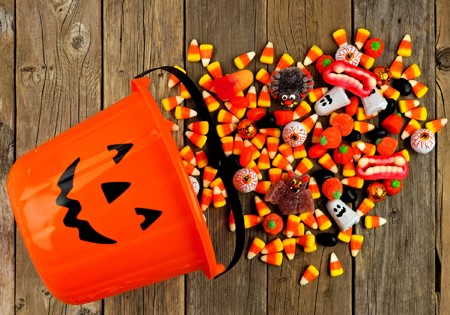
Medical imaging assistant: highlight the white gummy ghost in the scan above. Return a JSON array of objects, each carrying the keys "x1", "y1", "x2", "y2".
[
  {"x1": 314, "y1": 86, "x2": 351, "y2": 116},
  {"x1": 326, "y1": 199, "x2": 360, "y2": 231},
  {"x1": 361, "y1": 88, "x2": 388, "y2": 116}
]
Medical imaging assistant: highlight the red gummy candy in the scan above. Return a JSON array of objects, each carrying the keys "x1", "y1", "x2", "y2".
[
  {"x1": 376, "y1": 136, "x2": 398, "y2": 156},
  {"x1": 319, "y1": 126, "x2": 342, "y2": 149},
  {"x1": 381, "y1": 113, "x2": 403, "y2": 134},
  {"x1": 321, "y1": 177, "x2": 343, "y2": 200},
  {"x1": 247, "y1": 108, "x2": 266, "y2": 121},
  {"x1": 345, "y1": 96, "x2": 359, "y2": 116},
  {"x1": 263, "y1": 213, "x2": 284, "y2": 235},
  {"x1": 331, "y1": 113, "x2": 354, "y2": 136},
  {"x1": 308, "y1": 143, "x2": 328, "y2": 159}
]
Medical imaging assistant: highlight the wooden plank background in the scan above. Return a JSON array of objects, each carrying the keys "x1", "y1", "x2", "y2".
[{"x1": 0, "y1": 0, "x2": 449, "y2": 314}]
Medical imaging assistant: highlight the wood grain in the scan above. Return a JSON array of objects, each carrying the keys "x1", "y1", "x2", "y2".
[
  {"x1": 102, "y1": 1, "x2": 185, "y2": 314},
  {"x1": 353, "y1": 1, "x2": 437, "y2": 314},
  {"x1": 2, "y1": 1, "x2": 449, "y2": 314},
  {"x1": 0, "y1": 1, "x2": 15, "y2": 315},
  {"x1": 15, "y1": 0, "x2": 102, "y2": 313},
  {"x1": 436, "y1": 0, "x2": 450, "y2": 313}
]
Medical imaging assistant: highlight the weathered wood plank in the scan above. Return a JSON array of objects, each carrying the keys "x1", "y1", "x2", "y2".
[
  {"x1": 435, "y1": 0, "x2": 450, "y2": 313},
  {"x1": 15, "y1": 0, "x2": 102, "y2": 313},
  {"x1": 102, "y1": 1, "x2": 185, "y2": 314},
  {"x1": 353, "y1": 1, "x2": 437, "y2": 314},
  {"x1": 266, "y1": 1, "x2": 353, "y2": 314},
  {"x1": 184, "y1": 1, "x2": 268, "y2": 314},
  {"x1": 0, "y1": 1, "x2": 15, "y2": 315}
]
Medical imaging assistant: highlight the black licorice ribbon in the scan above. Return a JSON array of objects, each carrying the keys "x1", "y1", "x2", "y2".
[{"x1": 135, "y1": 67, "x2": 245, "y2": 278}]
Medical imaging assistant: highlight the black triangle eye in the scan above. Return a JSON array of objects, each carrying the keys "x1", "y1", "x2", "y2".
[
  {"x1": 107, "y1": 143, "x2": 133, "y2": 164},
  {"x1": 101, "y1": 182, "x2": 131, "y2": 203},
  {"x1": 135, "y1": 208, "x2": 162, "y2": 231}
]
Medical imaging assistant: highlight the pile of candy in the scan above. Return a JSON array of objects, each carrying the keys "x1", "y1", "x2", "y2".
[{"x1": 161, "y1": 29, "x2": 447, "y2": 285}]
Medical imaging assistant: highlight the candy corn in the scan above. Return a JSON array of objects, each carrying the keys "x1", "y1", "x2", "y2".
[
  {"x1": 301, "y1": 114, "x2": 318, "y2": 133},
  {"x1": 275, "y1": 53, "x2": 294, "y2": 71},
  {"x1": 401, "y1": 63, "x2": 421, "y2": 80},
  {"x1": 262, "y1": 238, "x2": 284, "y2": 254},
  {"x1": 397, "y1": 34, "x2": 412, "y2": 57},
  {"x1": 232, "y1": 134, "x2": 244, "y2": 155},
  {"x1": 246, "y1": 86, "x2": 257, "y2": 108},
  {"x1": 261, "y1": 252, "x2": 283, "y2": 266},
  {"x1": 162, "y1": 95, "x2": 183, "y2": 111},
  {"x1": 255, "y1": 180, "x2": 271, "y2": 194},
  {"x1": 206, "y1": 61, "x2": 223, "y2": 79},
  {"x1": 300, "y1": 211, "x2": 318, "y2": 230},
  {"x1": 355, "y1": 28, "x2": 370, "y2": 49},
  {"x1": 318, "y1": 153, "x2": 338, "y2": 173},
  {"x1": 278, "y1": 143, "x2": 294, "y2": 163},
  {"x1": 359, "y1": 53, "x2": 375, "y2": 69},
  {"x1": 260, "y1": 41, "x2": 275, "y2": 64},
  {"x1": 308, "y1": 87, "x2": 328, "y2": 103},
  {"x1": 293, "y1": 144, "x2": 307, "y2": 159},
  {"x1": 224, "y1": 101, "x2": 246, "y2": 119},
  {"x1": 294, "y1": 101, "x2": 312, "y2": 119},
  {"x1": 210, "y1": 178, "x2": 227, "y2": 197},
  {"x1": 380, "y1": 85, "x2": 400, "y2": 100},
  {"x1": 398, "y1": 99, "x2": 420, "y2": 113},
  {"x1": 401, "y1": 118, "x2": 421, "y2": 139},
  {"x1": 308, "y1": 177, "x2": 321, "y2": 199},
  {"x1": 304, "y1": 45, "x2": 323, "y2": 66},
  {"x1": 296, "y1": 61, "x2": 310, "y2": 76},
  {"x1": 332, "y1": 29, "x2": 348, "y2": 47},
  {"x1": 254, "y1": 195, "x2": 271, "y2": 217},
  {"x1": 198, "y1": 73, "x2": 214, "y2": 92},
  {"x1": 311, "y1": 121, "x2": 324, "y2": 143},
  {"x1": 259, "y1": 128, "x2": 281, "y2": 137},
  {"x1": 187, "y1": 121, "x2": 209, "y2": 135},
  {"x1": 202, "y1": 90, "x2": 220, "y2": 112},
  {"x1": 330, "y1": 252, "x2": 344, "y2": 277},
  {"x1": 272, "y1": 153, "x2": 293, "y2": 171},
  {"x1": 257, "y1": 148, "x2": 271, "y2": 170},
  {"x1": 297, "y1": 233, "x2": 315, "y2": 247},
  {"x1": 389, "y1": 56, "x2": 403, "y2": 79},
  {"x1": 365, "y1": 215, "x2": 387, "y2": 229},
  {"x1": 356, "y1": 141, "x2": 376, "y2": 156},
  {"x1": 425, "y1": 118, "x2": 447, "y2": 133},
  {"x1": 212, "y1": 185, "x2": 226, "y2": 208},
  {"x1": 244, "y1": 214, "x2": 263, "y2": 229},
  {"x1": 337, "y1": 227, "x2": 352, "y2": 243},
  {"x1": 350, "y1": 234, "x2": 364, "y2": 257},
  {"x1": 356, "y1": 198, "x2": 375, "y2": 216},
  {"x1": 409, "y1": 80, "x2": 428, "y2": 98},
  {"x1": 295, "y1": 157, "x2": 313, "y2": 176},
  {"x1": 303, "y1": 231, "x2": 317, "y2": 253},
  {"x1": 185, "y1": 131, "x2": 207, "y2": 149},
  {"x1": 164, "y1": 119, "x2": 179, "y2": 132},
  {"x1": 234, "y1": 51, "x2": 256, "y2": 69},
  {"x1": 195, "y1": 150, "x2": 208, "y2": 168},
  {"x1": 342, "y1": 161, "x2": 356, "y2": 177},
  {"x1": 168, "y1": 65, "x2": 186, "y2": 88},
  {"x1": 217, "y1": 109, "x2": 240, "y2": 124},
  {"x1": 251, "y1": 133, "x2": 267, "y2": 150},
  {"x1": 341, "y1": 176, "x2": 364, "y2": 189},
  {"x1": 187, "y1": 39, "x2": 201, "y2": 62},
  {"x1": 175, "y1": 106, "x2": 197, "y2": 119},
  {"x1": 247, "y1": 237, "x2": 265, "y2": 259},
  {"x1": 300, "y1": 264, "x2": 319, "y2": 285},
  {"x1": 221, "y1": 136, "x2": 234, "y2": 156},
  {"x1": 179, "y1": 146, "x2": 197, "y2": 166},
  {"x1": 353, "y1": 121, "x2": 375, "y2": 134},
  {"x1": 255, "y1": 68, "x2": 271, "y2": 85},
  {"x1": 229, "y1": 211, "x2": 235, "y2": 232},
  {"x1": 216, "y1": 123, "x2": 237, "y2": 137},
  {"x1": 258, "y1": 85, "x2": 271, "y2": 107},
  {"x1": 203, "y1": 166, "x2": 218, "y2": 187},
  {"x1": 200, "y1": 188, "x2": 213, "y2": 211},
  {"x1": 315, "y1": 209, "x2": 332, "y2": 231},
  {"x1": 179, "y1": 84, "x2": 191, "y2": 99},
  {"x1": 199, "y1": 44, "x2": 214, "y2": 67},
  {"x1": 284, "y1": 215, "x2": 301, "y2": 238},
  {"x1": 283, "y1": 238, "x2": 297, "y2": 260},
  {"x1": 405, "y1": 107, "x2": 427, "y2": 121}
]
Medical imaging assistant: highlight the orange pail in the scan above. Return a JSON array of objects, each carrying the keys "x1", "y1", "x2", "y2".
[{"x1": 7, "y1": 75, "x2": 235, "y2": 304}]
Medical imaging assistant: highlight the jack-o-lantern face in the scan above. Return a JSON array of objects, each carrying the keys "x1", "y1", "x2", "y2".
[{"x1": 56, "y1": 143, "x2": 162, "y2": 244}]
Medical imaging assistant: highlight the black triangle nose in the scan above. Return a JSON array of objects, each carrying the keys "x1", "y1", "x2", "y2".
[{"x1": 101, "y1": 182, "x2": 131, "y2": 203}]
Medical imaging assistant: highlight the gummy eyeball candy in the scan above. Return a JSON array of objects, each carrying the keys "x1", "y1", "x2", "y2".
[
  {"x1": 233, "y1": 168, "x2": 258, "y2": 193},
  {"x1": 189, "y1": 176, "x2": 200, "y2": 196},
  {"x1": 282, "y1": 121, "x2": 307, "y2": 147},
  {"x1": 410, "y1": 128, "x2": 435, "y2": 154},
  {"x1": 335, "y1": 44, "x2": 361, "y2": 66}
]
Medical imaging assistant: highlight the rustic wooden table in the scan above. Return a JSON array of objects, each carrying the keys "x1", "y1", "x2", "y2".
[{"x1": 1, "y1": 0, "x2": 449, "y2": 314}]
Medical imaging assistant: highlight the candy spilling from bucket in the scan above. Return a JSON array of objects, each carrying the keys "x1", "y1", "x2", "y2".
[{"x1": 167, "y1": 29, "x2": 447, "y2": 284}]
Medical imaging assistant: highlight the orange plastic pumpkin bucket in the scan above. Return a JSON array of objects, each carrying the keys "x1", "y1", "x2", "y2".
[{"x1": 7, "y1": 68, "x2": 244, "y2": 305}]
